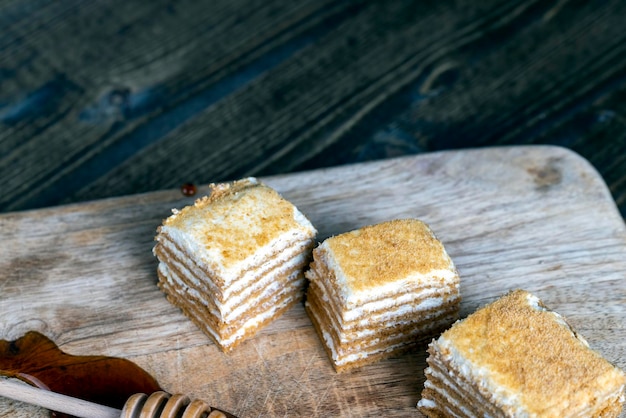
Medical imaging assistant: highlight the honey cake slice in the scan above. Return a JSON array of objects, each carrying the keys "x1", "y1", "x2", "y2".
[
  {"x1": 418, "y1": 289, "x2": 626, "y2": 417},
  {"x1": 304, "y1": 219, "x2": 460, "y2": 372},
  {"x1": 154, "y1": 177, "x2": 316, "y2": 352}
]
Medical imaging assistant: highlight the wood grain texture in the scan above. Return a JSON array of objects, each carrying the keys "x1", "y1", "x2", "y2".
[
  {"x1": 0, "y1": 379, "x2": 119, "y2": 418},
  {"x1": 0, "y1": 146, "x2": 625, "y2": 417},
  {"x1": 1, "y1": 0, "x2": 626, "y2": 219}
]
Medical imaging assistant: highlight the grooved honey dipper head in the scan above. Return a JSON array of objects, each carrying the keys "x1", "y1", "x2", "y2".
[{"x1": 121, "y1": 391, "x2": 235, "y2": 418}]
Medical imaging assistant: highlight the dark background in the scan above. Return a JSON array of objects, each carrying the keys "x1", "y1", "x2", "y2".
[{"x1": 1, "y1": 0, "x2": 625, "y2": 217}]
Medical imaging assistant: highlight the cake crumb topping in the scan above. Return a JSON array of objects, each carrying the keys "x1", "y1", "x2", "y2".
[
  {"x1": 162, "y1": 178, "x2": 313, "y2": 268},
  {"x1": 324, "y1": 219, "x2": 453, "y2": 293}
]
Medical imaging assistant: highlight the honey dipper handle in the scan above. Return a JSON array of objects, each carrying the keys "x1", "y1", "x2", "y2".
[{"x1": 0, "y1": 378, "x2": 121, "y2": 418}]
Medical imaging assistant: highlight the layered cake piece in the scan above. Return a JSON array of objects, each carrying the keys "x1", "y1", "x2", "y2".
[
  {"x1": 154, "y1": 178, "x2": 317, "y2": 352},
  {"x1": 305, "y1": 219, "x2": 460, "y2": 372},
  {"x1": 418, "y1": 289, "x2": 626, "y2": 417}
]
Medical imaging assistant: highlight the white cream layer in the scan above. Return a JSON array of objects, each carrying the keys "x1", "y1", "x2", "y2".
[
  {"x1": 310, "y1": 273, "x2": 458, "y2": 329},
  {"x1": 158, "y1": 234, "x2": 308, "y2": 297},
  {"x1": 160, "y1": 263, "x2": 303, "y2": 345},
  {"x1": 159, "y1": 261, "x2": 304, "y2": 324},
  {"x1": 310, "y1": 294, "x2": 457, "y2": 344},
  {"x1": 340, "y1": 310, "x2": 456, "y2": 343},
  {"x1": 307, "y1": 302, "x2": 452, "y2": 366},
  {"x1": 158, "y1": 239, "x2": 307, "y2": 317},
  {"x1": 159, "y1": 223, "x2": 314, "y2": 288},
  {"x1": 420, "y1": 360, "x2": 497, "y2": 417},
  {"x1": 419, "y1": 379, "x2": 474, "y2": 418}
]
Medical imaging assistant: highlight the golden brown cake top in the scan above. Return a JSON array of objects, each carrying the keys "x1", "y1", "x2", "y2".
[
  {"x1": 322, "y1": 219, "x2": 456, "y2": 294},
  {"x1": 160, "y1": 178, "x2": 315, "y2": 270},
  {"x1": 440, "y1": 289, "x2": 626, "y2": 416}
]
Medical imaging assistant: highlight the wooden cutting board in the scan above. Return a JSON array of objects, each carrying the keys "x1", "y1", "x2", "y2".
[{"x1": 1, "y1": 146, "x2": 625, "y2": 417}]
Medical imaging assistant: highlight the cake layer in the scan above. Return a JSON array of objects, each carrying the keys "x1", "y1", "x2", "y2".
[
  {"x1": 307, "y1": 303, "x2": 449, "y2": 373},
  {"x1": 159, "y1": 266, "x2": 304, "y2": 351},
  {"x1": 307, "y1": 303, "x2": 401, "y2": 373},
  {"x1": 306, "y1": 256, "x2": 459, "y2": 313},
  {"x1": 158, "y1": 262, "x2": 305, "y2": 334},
  {"x1": 420, "y1": 345, "x2": 503, "y2": 417},
  {"x1": 155, "y1": 241, "x2": 308, "y2": 321},
  {"x1": 306, "y1": 297, "x2": 455, "y2": 370},
  {"x1": 306, "y1": 279, "x2": 459, "y2": 332},
  {"x1": 157, "y1": 232, "x2": 313, "y2": 301},
  {"x1": 157, "y1": 259, "x2": 305, "y2": 329},
  {"x1": 305, "y1": 288, "x2": 459, "y2": 344},
  {"x1": 169, "y1": 286, "x2": 303, "y2": 353},
  {"x1": 307, "y1": 305, "x2": 456, "y2": 360}
]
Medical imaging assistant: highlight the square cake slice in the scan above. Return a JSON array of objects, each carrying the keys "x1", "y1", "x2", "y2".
[
  {"x1": 418, "y1": 289, "x2": 626, "y2": 417},
  {"x1": 305, "y1": 219, "x2": 460, "y2": 372},
  {"x1": 154, "y1": 177, "x2": 317, "y2": 352}
]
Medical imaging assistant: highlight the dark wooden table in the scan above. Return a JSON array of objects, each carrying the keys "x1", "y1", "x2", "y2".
[{"x1": 1, "y1": 0, "x2": 625, "y2": 217}]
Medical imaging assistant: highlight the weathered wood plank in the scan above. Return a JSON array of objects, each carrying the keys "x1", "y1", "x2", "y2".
[
  {"x1": 0, "y1": 0, "x2": 344, "y2": 210},
  {"x1": 0, "y1": 146, "x2": 624, "y2": 417},
  {"x1": 295, "y1": 0, "x2": 626, "y2": 212},
  {"x1": 2, "y1": 0, "x2": 626, "y2": 220},
  {"x1": 72, "y1": 0, "x2": 564, "y2": 200},
  {"x1": 60, "y1": 0, "x2": 626, "y2": 211},
  {"x1": 531, "y1": 83, "x2": 626, "y2": 218}
]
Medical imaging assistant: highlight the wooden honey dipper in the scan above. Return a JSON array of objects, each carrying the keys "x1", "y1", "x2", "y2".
[
  {"x1": 0, "y1": 332, "x2": 237, "y2": 418},
  {"x1": 0, "y1": 378, "x2": 236, "y2": 418}
]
